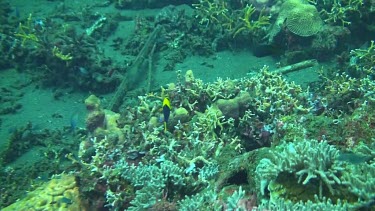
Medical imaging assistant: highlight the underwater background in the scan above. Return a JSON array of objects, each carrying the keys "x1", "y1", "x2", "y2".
[{"x1": 0, "y1": 0, "x2": 374, "y2": 210}]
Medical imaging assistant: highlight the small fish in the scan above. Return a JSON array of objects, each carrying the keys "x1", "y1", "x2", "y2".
[
  {"x1": 14, "y1": 7, "x2": 20, "y2": 18},
  {"x1": 252, "y1": 43, "x2": 283, "y2": 58},
  {"x1": 78, "y1": 67, "x2": 88, "y2": 75},
  {"x1": 337, "y1": 152, "x2": 373, "y2": 164},
  {"x1": 70, "y1": 112, "x2": 79, "y2": 133},
  {"x1": 162, "y1": 97, "x2": 171, "y2": 132},
  {"x1": 36, "y1": 173, "x2": 49, "y2": 182},
  {"x1": 58, "y1": 197, "x2": 72, "y2": 205}
]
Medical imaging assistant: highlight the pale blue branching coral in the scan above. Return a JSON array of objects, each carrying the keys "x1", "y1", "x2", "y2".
[
  {"x1": 225, "y1": 186, "x2": 246, "y2": 211},
  {"x1": 342, "y1": 164, "x2": 375, "y2": 202},
  {"x1": 117, "y1": 159, "x2": 186, "y2": 187},
  {"x1": 178, "y1": 189, "x2": 220, "y2": 211},
  {"x1": 257, "y1": 195, "x2": 349, "y2": 211},
  {"x1": 104, "y1": 159, "x2": 186, "y2": 210},
  {"x1": 127, "y1": 185, "x2": 160, "y2": 211},
  {"x1": 198, "y1": 162, "x2": 220, "y2": 182},
  {"x1": 341, "y1": 142, "x2": 375, "y2": 203},
  {"x1": 256, "y1": 139, "x2": 343, "y2": 197},
  {"x1": 178, "y1": 186, "x2": 247, "y2": 211}
]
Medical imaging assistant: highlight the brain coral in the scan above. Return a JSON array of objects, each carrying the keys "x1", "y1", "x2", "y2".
[
  {"x1": 286, "y1": 4, "x2": 323, "y2": 37},
  {"x1": 3, "y1": 174, "x2": 85, "y2": 211}
]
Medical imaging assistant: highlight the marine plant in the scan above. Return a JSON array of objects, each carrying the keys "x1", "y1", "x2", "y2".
[
  {"x1": 233, "y1": 4, "x2": 270, "y2": 38},
  {"x1": 52, "y1": 46, "x2": 73, "y2": 61},
  {"x1": 14, "y1": 13, "x2": 39, "y2": 47}
]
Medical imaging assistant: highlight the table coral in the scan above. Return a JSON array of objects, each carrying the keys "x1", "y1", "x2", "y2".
[
  {"x1": 285, "y1": 4, "x2": 323, "y2": 37},
  {"x1": 267, "y1": 0, "x2": 323, "y2": 41}
]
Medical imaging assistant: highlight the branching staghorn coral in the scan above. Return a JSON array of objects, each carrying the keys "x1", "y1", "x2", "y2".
[
  {"x1": 14, "y1": 13, "x2": 40, "y2": 47},
  {"x1": 349, "y1": 40, "x2": 375, "y2": 75},
  {"x1": 206, "y1": 77, "x2": 241, "y2": 101},
  {"x1": 194, "y1": 105, "x2": 230, "y2": 138},
  {"x1": 192, "y1": 0, "x2": 234, "y2": 30},
  {"x1": 341, "y1": 142, "x2": 375, "y2": 203},
  {"x1": 257, "y1": 195, "x2": 349, "y2": 210},
  {"x1": 321, "y1": 0, "x2": 364, "y2": 26},
  {"x1": 178, "y1": 186, "x2": 247, "y2": 210},
  {"x1": 245, "y1": 66, "x2": 309, "y2": 116},
  {"x1": 318, "y1": 67, "x2": 375, "y2": 117},
  {"x1": 110, "y1": 159, "x2": 186, "y2": 210},
  {"x1": 342, "y1": 164, "x2": 375, "y2": 202},
  {"x1": 319, "y1": 70, "x2": 359, "y2": 96}
]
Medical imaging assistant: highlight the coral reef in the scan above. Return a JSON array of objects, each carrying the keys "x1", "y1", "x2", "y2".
[
  {"x1": 2, "y1": 64, "x2": 375, "y2": 210},
  {"x1": 2, "y1": 0, "x2": 375, "y2": 210},
  {"x1": 233, "y1": 4, "x2": 270, "y2": 38}
]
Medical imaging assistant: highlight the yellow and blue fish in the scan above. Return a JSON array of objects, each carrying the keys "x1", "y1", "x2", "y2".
[{"x1": 162, "y1": 97, "x2": 171, "y2": 132}]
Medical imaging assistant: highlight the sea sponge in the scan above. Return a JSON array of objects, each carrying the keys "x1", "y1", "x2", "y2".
[
  {"x1": 86, "y1": 110, "x2": 105, "y2": 132},
  {"x1": 285, "y1": 4, "x2": 323, "y2": 37},
  {"x1": 3, "y1": 174, "x2": 85, "y2": 211},
  {"x1": 173, "y1": 107, "x2": 190, "y2": 123},
  {"x1": 84, "y1": 94, "x2": 101, "y2": 111},
  {"x1": 215, "y1": 92, "x2": 251, "y2": 119},
  {"x1": 93, "y1": 109, "x2": 124, "y2": 143}
]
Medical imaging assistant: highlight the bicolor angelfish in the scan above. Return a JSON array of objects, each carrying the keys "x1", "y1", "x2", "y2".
[{"x1": 162, "y1": 97, "x2": 171, "y2": 132}]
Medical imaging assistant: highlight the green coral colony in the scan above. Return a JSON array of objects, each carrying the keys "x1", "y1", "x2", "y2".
[{"x1": 0, "y1": 0, "x2": 375, "y2": 210}]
